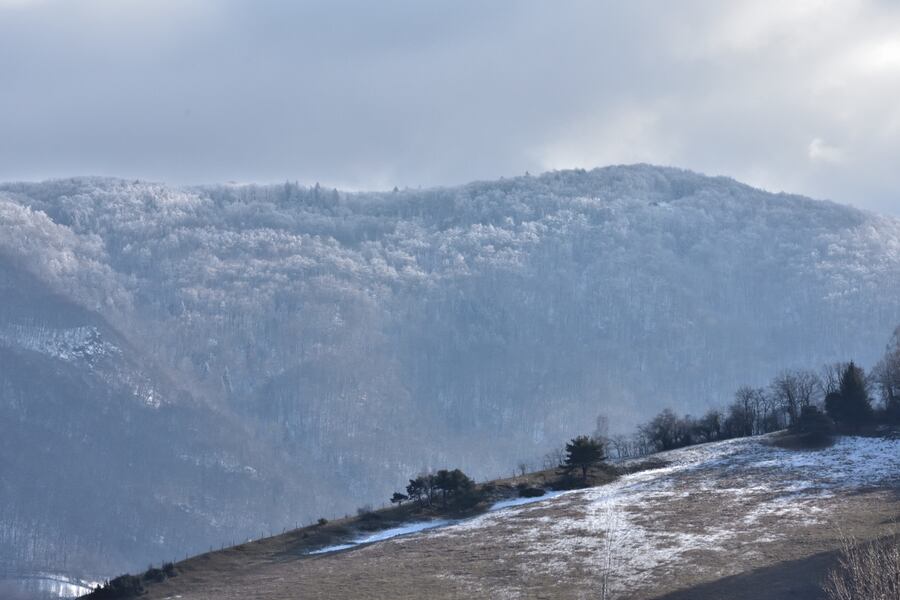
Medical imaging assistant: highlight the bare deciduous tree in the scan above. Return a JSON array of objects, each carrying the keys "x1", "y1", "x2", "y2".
[
  {"x1": 823, "y1": 362, "x2": 851, "y2": 395},
  {"x1": 543, "y1": 447, "x2": 567, "y2": 470},
  {"x1": 771, "y1": 369, "x2": 822, "y2": 425},
  {"x1": 873, "y1": 327, "x2": 900, "y2": 419},
  {"x1": 607, "y1": 434, "x2": 633, "y2": 460}
]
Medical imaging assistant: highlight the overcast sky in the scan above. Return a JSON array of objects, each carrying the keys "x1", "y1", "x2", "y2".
[{"x1": 1, "y1": 0, "x2": 899, "y2": 214}]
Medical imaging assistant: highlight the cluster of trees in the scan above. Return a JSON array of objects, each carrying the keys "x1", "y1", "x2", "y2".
[
  {"x1": 391, "y1": 437, "x2": 610, "y2": 510},
  {"x1": 87, "y1": 563, "x2": 176, "y2": 599},
  {"x1": 602, "y1": 333, "x2": 900, "y2": 458},
  {"x1": 390, "y1": 469, "x2": 477, "y2": 509}
]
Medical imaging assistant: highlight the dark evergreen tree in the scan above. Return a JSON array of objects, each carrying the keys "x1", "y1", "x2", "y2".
[
  {"x1": 824, "y1": 391, "x2": 842, "y2": 422},
  {"x1": 825, "y1": 361, "x2": 873, "y2": 428},
  {"x1": 390, "y1": 492, "x2": 408, "y2": 507},
  {"x1": 563, "y1": 436, "x2": 606, "y2": 482},
  {"x1": 433, "y1": 470, "x2": 451, "y2": 506}
]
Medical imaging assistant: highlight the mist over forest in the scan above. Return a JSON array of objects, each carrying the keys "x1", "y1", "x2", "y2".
[{"x1": 2, "y1": 164, "x2": 900, "y2": 586}]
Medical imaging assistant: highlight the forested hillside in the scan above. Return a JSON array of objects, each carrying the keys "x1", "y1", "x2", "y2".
[{"x1": 2, "y1": 165, "x2": 900, "y2": 587}]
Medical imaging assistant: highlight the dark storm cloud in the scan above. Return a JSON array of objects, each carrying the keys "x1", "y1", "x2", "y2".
[{"x1": 1, "y1": 0, "x2": 899, "y2": 213}]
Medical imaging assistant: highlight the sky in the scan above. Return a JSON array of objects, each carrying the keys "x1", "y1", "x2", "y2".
[{"x1": 1, "y1": 0, "x2": 899, "y2": 214}]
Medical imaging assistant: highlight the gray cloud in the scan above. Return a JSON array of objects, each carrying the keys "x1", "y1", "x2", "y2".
[{"x1": 1, "y1": 0, "x2": 899, "y2": 213}]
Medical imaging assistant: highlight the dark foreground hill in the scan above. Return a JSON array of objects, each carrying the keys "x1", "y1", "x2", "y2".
[{"x1": 2, "y1": 165, "x2": 900, "y2": 587}]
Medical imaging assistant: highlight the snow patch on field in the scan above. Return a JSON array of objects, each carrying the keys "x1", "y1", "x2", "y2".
[
  {"x1": 487, "y1": 490, "x2": 569, "y2": 512},
  {"x1": 309, "y1": 520, "x2": 457, "y2": 555},
  {"x1": 308, "y1": 491, "x2": 572, "y2": 555}
]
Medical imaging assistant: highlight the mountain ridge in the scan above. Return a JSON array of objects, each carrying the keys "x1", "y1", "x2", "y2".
[{"x1": 1, "y1": 164, "x2": 899, "y2": 591}]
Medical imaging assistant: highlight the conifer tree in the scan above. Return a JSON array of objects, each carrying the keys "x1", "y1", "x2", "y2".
[
  {"x1": 825, "y1": 361, "x2": 873, "y2": 428},
  {"x1": 563, "y1": 436, "x2": 606, "y2": 482}
]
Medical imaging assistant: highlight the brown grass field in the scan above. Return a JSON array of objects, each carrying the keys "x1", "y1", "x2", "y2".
[{"x1": 106, "y1": 434, "x2": 900, "y2": 600}]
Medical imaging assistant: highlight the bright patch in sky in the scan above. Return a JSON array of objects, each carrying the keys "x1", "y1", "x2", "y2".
[{"x1": 808, "y1": 138, "x2": 843, "y2": 163}]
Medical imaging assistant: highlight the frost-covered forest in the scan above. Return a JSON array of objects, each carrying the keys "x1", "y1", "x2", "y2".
[{"x1": 2, "y1": 165, "x2": 900, "y2": 586}]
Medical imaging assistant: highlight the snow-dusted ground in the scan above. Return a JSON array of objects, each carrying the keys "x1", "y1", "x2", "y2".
[
  {"x1": 308, "y1": 436, "x2": 900, "y2": 579},
  {"x1": 415, "y1": 435, "x2": 900, "y2": 596},
  {"x1": 130, "y1": 434, "x2": 900, "y2": 600}
]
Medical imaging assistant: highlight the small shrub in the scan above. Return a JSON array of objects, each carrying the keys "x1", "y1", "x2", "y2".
[
  {"x1": 142, "y1": 567, "x2": 166, "y2": 583},
  {"x1": 793, "y1": 405, "x2": 833, "y2": 432},
  {"x1": 316, "y1": 518, "x2": 328, "y2": 526},
  {"x1": 88, "y1": 574, "x2": 145, "y2": 598},
  {"x1": 518, "y1": 487, "x2": 546, "y2": 498},
  {"x1": 357, "y1": 505, "x2": 380, "y2": 520},
  {"x1": 452, "y1": 488, "x2": 484, "y2": 509},
  {"x1": 162, "y1": 562, "x2": 177, "y2": 578},
  {"x1": 790, "y1": 405, "x2": 836, "y2": 447},
  {"x1": 824, "y1": 534, "x2": 900, "y2": 599}
]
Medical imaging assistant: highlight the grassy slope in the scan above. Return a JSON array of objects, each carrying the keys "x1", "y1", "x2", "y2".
[
  {"x1": 87, "y1": 465, "x2": 618, "y2": 598},
  {"x1": 93, "y1": 434, "x2": 900, "y2": 599}
]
